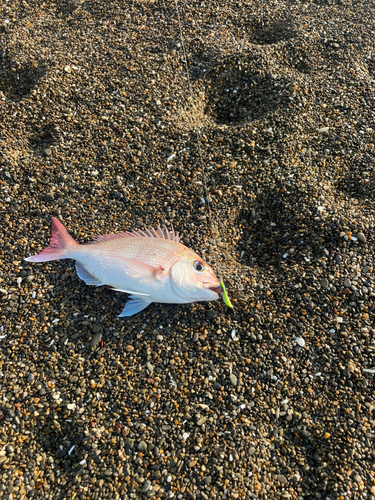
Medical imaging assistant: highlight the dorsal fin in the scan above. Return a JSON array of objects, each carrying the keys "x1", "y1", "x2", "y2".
[{"x1": 87, "y1": 225, "x2": 180, "y2": 244}]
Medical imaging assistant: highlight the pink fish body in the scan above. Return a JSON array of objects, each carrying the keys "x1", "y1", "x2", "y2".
[{"x1": 25, "y1": 218, "x2": 221, "y2": 317}]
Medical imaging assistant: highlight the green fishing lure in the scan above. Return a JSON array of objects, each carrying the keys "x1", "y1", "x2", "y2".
[{"x1": 220, "y1": 280, "x2": 233, "y2": 308}]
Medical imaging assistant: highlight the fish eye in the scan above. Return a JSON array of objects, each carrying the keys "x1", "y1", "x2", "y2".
[{"x1": 193, "y1": 261, "x2": 205, "y2": 272}]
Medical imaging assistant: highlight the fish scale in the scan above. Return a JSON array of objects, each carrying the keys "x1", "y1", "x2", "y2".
[{"x1": 90, "y1": 238, "x2": 179, "y2": 269}]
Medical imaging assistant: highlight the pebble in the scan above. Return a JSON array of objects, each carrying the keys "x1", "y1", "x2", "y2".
[
  {"x1": 320, "y1": 278, "x2": 329, "y2": 288},
  {"x1": 138, "y1": 441, "x2": 147, "y2": 452},
  {"x1": 344, "y1": 278, "x2": 351, "y2": 287},
  {"x1": 229, "y1": 373, "x2": 238, "y2": 386},
  {"x1": 142, "y1": 480, "x2": 151, "y2": 492},
  {"x1": 277, "y1": 474, "x2": 288, "y2": 485},
  {"x1": 295, "y1": 337, "x2": 305, "y2": 347},
  {"x1": 90, "y1": 332, "x2": 102, "y2": 348},
  {"x1": 357, "y1": 232, "x2": 366, "y2": 243}
]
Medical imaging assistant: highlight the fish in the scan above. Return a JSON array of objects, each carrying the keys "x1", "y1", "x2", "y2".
[{"x1": 25, "y1": 218, "x2": 221, "y2": 317}]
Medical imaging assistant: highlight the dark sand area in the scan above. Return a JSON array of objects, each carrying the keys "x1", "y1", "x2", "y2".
[{"x1": 1, "y1": 0, "x2": 375, "y2": 498}]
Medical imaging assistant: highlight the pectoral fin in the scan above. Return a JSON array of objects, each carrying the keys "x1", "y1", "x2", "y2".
[
  {"x1": 118, "y1": 296, "x2": 152, "y2": 317},
  {"x1": 120, "y1": 258, "x2": 165, "y2": 279}
]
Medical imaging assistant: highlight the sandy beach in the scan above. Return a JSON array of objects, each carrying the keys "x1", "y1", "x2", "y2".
[{"x1": 1, "y1": 0, "x2": 375, "y2": 498}]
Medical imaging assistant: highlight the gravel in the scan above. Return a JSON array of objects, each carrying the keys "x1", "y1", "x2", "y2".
[{"x1": 1, "y1": 0, "x2": 375, "y2": 499}]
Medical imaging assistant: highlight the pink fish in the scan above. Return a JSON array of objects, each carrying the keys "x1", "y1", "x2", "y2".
[{"x1": 25, "y1": 218, "x2": 221, "y2": 317}]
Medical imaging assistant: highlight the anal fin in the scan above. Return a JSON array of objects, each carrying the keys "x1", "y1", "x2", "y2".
[
  {"x1": 76, "y1": 263, "x2": 103, "y2": 286},
  {"x1": 119, "y1": 295, "x2": 152, "y2": 317}
]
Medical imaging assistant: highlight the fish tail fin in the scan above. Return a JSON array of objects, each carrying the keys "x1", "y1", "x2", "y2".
[{"x1": 25, "y1": 217, "x2": 79, "y2": 262}]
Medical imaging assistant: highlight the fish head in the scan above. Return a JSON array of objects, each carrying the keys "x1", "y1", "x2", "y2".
[{"x1": 171, "y1": 253, "x2": 221, "y2": 302}]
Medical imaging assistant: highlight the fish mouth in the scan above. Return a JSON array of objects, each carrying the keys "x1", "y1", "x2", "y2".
[{"x1": 207, "y1": 283, "x2": 222, "y2": 294}]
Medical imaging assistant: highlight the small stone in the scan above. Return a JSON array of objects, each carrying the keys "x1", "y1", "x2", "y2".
[
  {"x1": 354, "y1": 474, "x2": 362, "y2": 484},
  {"x1": 142, "y1": 480, "x2": 151, "y2": 493},
  {"x1": 277, "y1": 474, "x2": 288, "y2": 485},
  {"x1": 334, "y1": 254, "x2": 342, "y2": 263},
  {"x1": 192, "y1": 332, "x2": 199, "y2": 342},
  {"x1": 313, "y1": 452, "x2": 321, "y2": 462},
  {"x1": 146, "y1": 362, "x2": 154, "y2": 374},
  {"x1": 206, "y1": 311, "x2": 217, "y2": 319},
  {"x1": 90, "y1": 332, "x2": 102, "y2": 348},
  {"x1": 44, "y1": 148, "x2": 52, "y2": 156},
  {"x1": 112, "y1": 191, "x2": 122, "y2": 199},
  {"x1": 357, "y1": 232, "x2": 366, "y2": 243},
  {"x1": 189, "y1": 460, "x2": 197, "y2": 467},
  {"x1": 301, "y1": 430, "x2": 311, "y2": 438},
  {"x1": 321, "y1": 278, "x2": 329, "y2": 288},
  {"x1": 229, "y1": 374, "x2": 238, "y2": 387},
  {"x1": 344, "y1": 278, "x2": 351, "y2": 287},
  {"x1": 138, "y1": 441, "x2": 147, "y2": 452},
  {"x1": 212, "y1": 383, "x2": 221, "y2": 390},
  {"x1": 27, "y1": 373, "x2": 34, "y2": 381},
  {"x1": 295, "y1": 337, "x2": 305, "y2": 347},
  {"x1": 45, "y1": 193, "x2": 54, "y2": 202},
  {"x1": 248, "y1": 447, "x2": 256, "y2": 456},
  {"x1": 126, "y1": 345, "x2": 134, "y2": 352},
  {"x1": 291, "y1": 474, "x2": 301, "y2": 483}
]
